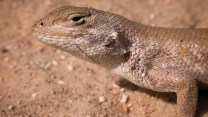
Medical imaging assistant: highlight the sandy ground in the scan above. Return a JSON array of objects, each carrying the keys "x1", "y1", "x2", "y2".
[{"x1": 0, "y1": 0, "x2": 208, "y2": 117}]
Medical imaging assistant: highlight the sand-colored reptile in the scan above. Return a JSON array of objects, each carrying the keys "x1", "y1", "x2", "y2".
[{"x1": 33, "y1": 6, "x2": 208, "y2": 117}]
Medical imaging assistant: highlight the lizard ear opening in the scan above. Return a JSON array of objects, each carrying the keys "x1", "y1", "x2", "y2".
[
  {"x1": 104, "y1": 39, "x2": 116, "y2": 47},
  {"x1": 104, "y1": 32, "x2": 118, "y2": 48}
]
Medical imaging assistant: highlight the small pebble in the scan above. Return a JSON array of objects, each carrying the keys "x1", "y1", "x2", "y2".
[
  {"x1": 57, "y1": 80, "x2": 65, "y2": 85},
  {"x1": 127, "y1": 103, "x2": 132, "y2": 108},
  {"x1": 60, "y1": 55, "x2": 66, "y2": 60},
  {"x1": 112, "y1": 82, "x2": 120, "y2": 89},
  {"x1": 67, "y1": 65, "x2": 74, "y2": 71},
  {"x1": 44, "y1": 63, "x2": 52, "y2": 69},
  {"x1": 52, "y1": 60, "x2": 58, "y2": 66},
  {"x1": 29, "y1": 61, "x2": 34, "y2": 65},
  {"x1": 31, "y1": 93, "x2": 38, "y2": 100},
  {"x1": 99, "y1": 96, "x2": 106, "y2": 103},
  {"x1": 120, "y1": 88, "x2": 125, "y2": 92},
  {"x1": 4, "y1": 57, "x2": 9, "y2": 62},
  {"x1": 7, "y1": 92, "x2": 12, "y2": 98},
  {"x1": 8, "y1": 105, "x2": 14, "y2": 110},
  {"x1": 16, "y1": 101, "x2": 20, "y2": 105},
  {"x1": 69, "y1": 100, "x2": 73, "y2": 103},
  {"x1": 121, "y1": 94, "x2": 128, "y2": 104},
  {"x1": 149, "y1": 13, "x2": 155, "y2": 20},
  {"x1": 56, "y1": 50, "x2": 61, "y2": 53},
  {"x1": 51, "y1": 75, "x2": 56, "y2": 79}
]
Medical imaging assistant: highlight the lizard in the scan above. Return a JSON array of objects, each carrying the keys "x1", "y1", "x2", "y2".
[{"x1": 32, "y1": 6, "x2": 208, "y2": 117}]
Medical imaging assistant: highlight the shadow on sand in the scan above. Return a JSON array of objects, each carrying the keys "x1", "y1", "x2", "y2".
[{"x1": 116, "y1": 78, "x2": 208, "y2": 117}]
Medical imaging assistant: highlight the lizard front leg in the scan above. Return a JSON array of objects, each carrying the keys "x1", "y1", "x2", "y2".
[
  {"x1": 113, "y1": 64, "x2": 198, "y2": 117},
  {"x1": 176, "y1": 77, "x2": 198, "y2": 117},
  {"x1": 148, "y1": 69, "x2": 198, "y2": 117}
]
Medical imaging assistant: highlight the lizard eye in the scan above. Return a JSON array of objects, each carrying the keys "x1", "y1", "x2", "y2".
[
  {"x1": 71, "y1": 16, "x2": 83, "y2": 22},
  {"x1": 67, "y1": 15, "x2": 85, "y2": 27}
]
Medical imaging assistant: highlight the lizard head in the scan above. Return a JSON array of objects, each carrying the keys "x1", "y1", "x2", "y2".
[{"x1": 33, "y1": 6, "x2": 131, "y2": 68}]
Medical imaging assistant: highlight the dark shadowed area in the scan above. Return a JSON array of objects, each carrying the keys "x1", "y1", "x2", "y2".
[{"x1": 0, "y1": 0, "x2": 208, "y2": 117}]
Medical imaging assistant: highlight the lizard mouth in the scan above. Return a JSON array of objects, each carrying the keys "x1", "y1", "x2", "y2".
[
  {"x1": 33, "y1": 28, "x2": 97, "y2": 64},
  {"x1": 33, "y1": 30, "x2": 70, "y2": 42},
  {"x1": 32, "y1": 20, "x2": 72, "y2": 44},
  {"x1": 32, "y1": 22, "x2": 74, "y2": 47},
  {"x1": 32, "y1": 29, "x2": 75, "y2": 53}
]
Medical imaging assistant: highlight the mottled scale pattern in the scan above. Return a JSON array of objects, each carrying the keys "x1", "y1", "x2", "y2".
[{"x1": 33, "y1": 6, "x2": 208, "y2": 117}]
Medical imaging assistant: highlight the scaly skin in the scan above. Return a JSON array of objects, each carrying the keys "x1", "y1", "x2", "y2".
[{"x1": 32, "y1": 6, "x2": 208, "y2": 117}]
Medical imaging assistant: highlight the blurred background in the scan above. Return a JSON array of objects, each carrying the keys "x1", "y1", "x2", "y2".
[{"x1": 0, "y1": 0, "x2": 208, "y2": 117}]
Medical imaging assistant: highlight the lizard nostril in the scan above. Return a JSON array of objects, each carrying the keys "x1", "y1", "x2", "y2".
[
  {"x1": 38, "y1": 20, "x2": 45, "y2": 27},
  {"x1": 40, "y1": 22, "x2": 44, "y2": 26}
]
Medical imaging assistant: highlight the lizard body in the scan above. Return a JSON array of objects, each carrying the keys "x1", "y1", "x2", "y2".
[{"x1": 33, "y1": 6, "x2": 208, "y2": 117}]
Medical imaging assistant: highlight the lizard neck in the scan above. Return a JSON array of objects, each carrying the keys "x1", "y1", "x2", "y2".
[{"x1": 110, "y1": 23, "x2": 162, "y2": 88}]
